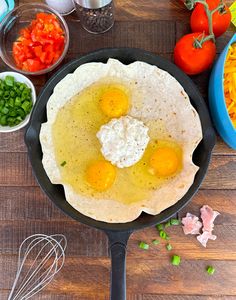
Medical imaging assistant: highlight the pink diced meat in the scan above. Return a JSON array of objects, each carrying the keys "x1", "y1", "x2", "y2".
[
  {"x1": 197, "y1": 231, "x2": 217, "y2": 248},
  {"x1": 200, "y1": 205, "x2": 220, "y2": 232},
  {"x1": 181, "y1": 205, "x2": 220, "y2": 247},
  {"x1": 197, "y1": 205, "x2": 220, "y2": 247},
  {"x1": 182, "y1": 213, "x2": 202, "y2": 235}
]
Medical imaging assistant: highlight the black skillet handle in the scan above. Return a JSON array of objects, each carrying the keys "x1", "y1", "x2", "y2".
[{"x1": 105, "y1": 230, "x2": 133, "y2": 300}]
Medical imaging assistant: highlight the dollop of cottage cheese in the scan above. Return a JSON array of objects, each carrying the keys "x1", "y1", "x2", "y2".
[{"x1": 97, "y1": 116, "x2": 150, "y2": 168}]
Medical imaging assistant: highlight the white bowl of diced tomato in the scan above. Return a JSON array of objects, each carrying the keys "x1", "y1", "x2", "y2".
[{"x1": 0, "y1": 3, "x2": 69, "y2": 75}]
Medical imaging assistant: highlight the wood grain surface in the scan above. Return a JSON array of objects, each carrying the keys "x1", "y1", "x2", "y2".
[{"x1": 0, "y1": 0, "x2": 236, "y2": 299}]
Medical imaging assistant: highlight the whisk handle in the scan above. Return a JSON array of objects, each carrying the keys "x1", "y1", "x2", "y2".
[{"x1": 106, "y1": 230, "x2": 132, "y2": 300}]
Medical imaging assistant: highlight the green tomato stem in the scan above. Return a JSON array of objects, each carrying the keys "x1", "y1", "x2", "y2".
[
  {"x1": 193, "y1": 0, "x2": 215, "y2": 42},
  {"x1": 201, "y1": 34, "x2": 215, "y2": 42},
  {"x1": 211, "y1": 2, "x2": 225, "y2": 15},
  {"x1": 185, "y1": 0, "x2": 228, "y2": 46},
  {"x1": 184, "y1": 0, "x2": 195, "y2": 10},
  {"x1": 193, "y1": 33, "x2": 215, "y2": 49}
]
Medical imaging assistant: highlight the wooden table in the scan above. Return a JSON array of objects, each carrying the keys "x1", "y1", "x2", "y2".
[{"x1": 1, "y1": 0, "x2": 236, "y2": 299}]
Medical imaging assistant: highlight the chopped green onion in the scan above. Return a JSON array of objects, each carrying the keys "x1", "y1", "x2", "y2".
[
  {"x1": 4, "y1": 91, "x2": 10, "y2": 99},
  {"x1": 0, "y1": 115, "x2": 7, "y2": 125},
  {"x1": 5, "y1": 75, "x2": 14, "y2": 87},
  {"x1": 17, "y1": 108, "x2": 25, "y2": 118},
  {"x1": 159, "y1": 230, "x2": 169, "y2": 240},
  {"x1": 10, "y1": 90, "x2": 15, "y2": 97},
  {"x1": 60, "y1": 161, "x2": 67, "y2": 167},
  {"x1": 9, "y1": 98, "x2": 14, "y2": 107},
  {"x1": 166, "y1": 243, "x2": 172, "y2": 251},
  {"x1": 156, "y1": 224, "x2": 164, "y2": 231},
  {"x1": 139, "y1": 241, "x2": 149, "y2": 250},
  {"x1": 165, "y1": 220, "x2": 171, "y2": 228},
  {"x1": 170, "y1": 218, "x2": 180, "y2": 226},
  {"x1": 22, "y1": 101, "x2": 31, "y2": 112},
  {"x1": 152, "y1": 239, "x2": 160, "y2": 245},
  {"x1": 159, "y1": 230, "x2": 166, "y2": 239},
  {"x1": 2, "y1": 107, "x2": 9, "y2": 114},
  {"x1": 171, "y1": 255, "x2": 181, "y2": 266},
  {"x1": 9, "y1": 109, "x2": 17, "y2": 117},
  {"x1": 15, "y1": 97, "x2": 22, "y2": 106},
  {"x1": 206, "y1": 266, "x2": 215, "y2": 275}
]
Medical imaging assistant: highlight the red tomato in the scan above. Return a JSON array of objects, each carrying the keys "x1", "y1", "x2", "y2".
[
  {"x1": 22, "y1": 59, "x2": 45, "y2": 72},
  {"x1": 20, "y1": 28, "x2": 31, "y2": 39},
  {"x1": 190, "y1": 0, "x2": 231, "y2": 37},
  {"x1": 174, "y1": 32, "x2": 216, "y2": 75},
  {"x1": 12, "y1": 13, "x2": 65, "y2": 72},
  {"x1": 19, "y1": 38, "x2": 34, "y2": 47},
  {"x1": 33, "y1": 45, "x2": 47, "y2": 63},
  {"x1": 13, "y1": 42, "x2": 25, "y2": 60},
  {"x1": 43, "y1": 44, "x2": 54, "y2": 65}
]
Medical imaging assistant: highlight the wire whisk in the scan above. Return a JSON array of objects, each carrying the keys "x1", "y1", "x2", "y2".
[{"x1": 8, "y1": 234, "x2": 67, "y2": 300}]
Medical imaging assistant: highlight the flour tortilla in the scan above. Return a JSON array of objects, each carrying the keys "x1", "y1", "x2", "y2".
[{"x1": 40, "y1": 59, "x2": 202, "y2": 223}]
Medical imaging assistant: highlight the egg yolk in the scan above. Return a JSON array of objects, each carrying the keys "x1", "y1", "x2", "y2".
[
  {"x1": 150, "y1": 147, "x2": 180, "y2": 177},
  {"x1": 99, "y1": 88, "x2": 129, "y2": 118},
  {"x1": 86, "y1": 160, "x2": 116, "y2": 191}
]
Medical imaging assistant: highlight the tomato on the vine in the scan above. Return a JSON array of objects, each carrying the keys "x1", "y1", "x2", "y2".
[
  {"x1": 190, "y1": 0, "x2": 231, "y2": 38},
  {"x1": 174, "y1": 32, "x2": 216, "y2": 75}
]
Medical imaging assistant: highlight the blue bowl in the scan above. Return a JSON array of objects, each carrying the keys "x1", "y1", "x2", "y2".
[
  {"x1": 0, "y1": 0, "x2": 14, "y2": 22},
  {"x1": 209, "y1": 33, "x2": 236, "y2": 150}
]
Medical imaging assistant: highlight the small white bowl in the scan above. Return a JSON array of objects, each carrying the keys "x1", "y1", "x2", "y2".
[{"x1": 0, "y1": 71, "x2": 36, "y2": 133}]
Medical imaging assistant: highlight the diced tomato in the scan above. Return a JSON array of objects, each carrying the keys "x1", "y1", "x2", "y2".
[
  {"x1": 54, "y1": 36, "x2": 65, "y2": 51},
  {"x1": 20, "y1": 28, "x2": 31, "y2": 39},
  {"x1": 22, "y1": 58, "x2": 46, "y2": 72},
  {"x1": 33, "y1": 45, "x2": 42, "y2": 57},
  {"x1": 13, "y1": 42, "x2": 23, "y2": 55},
  {"x1": 43, "y1": 44, "x2": 54, "y2": 65},
  {"x1": 52, "y1": 51, "x2": 61, "y2": 64},
  {"x1": 33, "y1": 45, "x2": 47, "y2": 63},
  {"x1": 52, "y1": 20, "x2": 63, "y2": 33},
  {"x1": 18, "y1": 37, "x2": 34, "y2": 47},
  {"x1": 12, "y1": 12, "x2": 65, "y2": 72},
  {"x1": 13, "y1": 42, "x2": 26, "y2": 65}
]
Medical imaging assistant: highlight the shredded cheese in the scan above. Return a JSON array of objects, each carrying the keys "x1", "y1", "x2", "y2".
[{"x1": 224, "y1": 43, "x2": 236, "y2": 128}]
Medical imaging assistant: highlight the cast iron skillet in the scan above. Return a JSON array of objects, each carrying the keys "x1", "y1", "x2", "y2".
[{"x1": 25, "y1": 48, "x2": 215, "y2": 300}]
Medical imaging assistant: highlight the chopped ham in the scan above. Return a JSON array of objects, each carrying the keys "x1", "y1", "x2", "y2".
[
  {"x1": 197, "y1": 231, "x2": 217, "y2": 248},
  {"x1": 200, "y1": 205, "x2": 220, "y2": 232},
  {"x1": 181, "y1": 205, "x2": 220, "y2": 248},
  {"x1": 197, "y1": 205, "x2": 220, "y2": 247},
  {"x1": 181, "y1": 213, "x2": 202, "y2": 235}
]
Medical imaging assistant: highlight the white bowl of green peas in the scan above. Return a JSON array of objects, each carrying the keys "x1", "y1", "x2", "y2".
[{"x1": 0, "y1": 72, "x2": 36, "y2": 132}]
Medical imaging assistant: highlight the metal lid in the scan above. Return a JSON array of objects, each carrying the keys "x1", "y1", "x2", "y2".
[{"x1": 74, "y1": 0, "x2": 112, "y2": 9}]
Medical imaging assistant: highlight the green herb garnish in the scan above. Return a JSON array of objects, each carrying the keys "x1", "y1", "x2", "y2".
[
  {"x1": 159, "y1": 230, "x2": 166, "y2": 239},
  {"x1": 152, "y1": 239, "x2": 160, "y2": 245},
  {"x1": 60, "y1": 161, "x2": 67, "y2": 167},
  {"x1": 171, "y1": 255, "x2": 181, "y2": 266},
  {"x1": 139, "y1": 241, "x2": 149, "y2": 250},
  {"x1": 166, "y1": 243, "x2": 172, "y2": 251},
  {"x1": 159, "y1": 230, "x2": 170, "y2": 240},
  {"x1": 156, "y1": 224, "x2": 164, "y2": 231},
  {"x1": 206, "y1": 266, "x2": 215, "y2": 275},
  {"x1": 170, "y1": 218, "x2": 180, "y2": 226},
  {"x1": 165, "y1": 220, "x2": 171, "y2": 228}
]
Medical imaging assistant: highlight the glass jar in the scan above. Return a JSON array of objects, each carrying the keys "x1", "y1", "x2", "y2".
[
  {"x1": 74, "y1": 0, "x2": 114, "y2": 34},
  {"x1": 45, "y1": 0, "x2": 75, "y2": 15}
]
